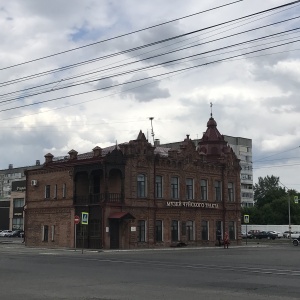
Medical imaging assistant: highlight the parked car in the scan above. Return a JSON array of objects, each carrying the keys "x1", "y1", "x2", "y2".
[
  {"x1": 255, "y1": 231, "x2": 277, "y2": 240},
  {"x1": 241, "y1": 231, "x2": 253, "y2": 239},
  {"x1": 283, "y1": 231, "x2": 292, "y2": 238},
  {"x1": 293, "y1": 238, "x2": 300, "y2": 246},
  {"x1": 248, "y1": 230, "x2": 261, "y2": 237},
  {"x1": 0, "y1": 230, "x2": 13, "y2": 237},
  {"x1": 290, "y1": 231, "x2": 300, "y2": 239},
  {"x1": 268, "y1": 231, "x2": 283, "y2": 238},
  {"x1": 8, "y1": 230, "x2": 24, "y2": 237}
]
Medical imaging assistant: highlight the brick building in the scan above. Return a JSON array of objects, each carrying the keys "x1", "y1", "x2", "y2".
[{"x1": 25, "y1": 116, "x2": 241, "y2": 249}]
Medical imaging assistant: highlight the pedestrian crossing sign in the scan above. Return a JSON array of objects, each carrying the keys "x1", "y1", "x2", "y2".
[
  {"x1": 244, "y1": 214, "x2": 249, "y2": 224},
  {"x1": 81, "y1": 212, "x2": 89, "y2": 225},
  {"x1": 294, "y1": 196, "x2": 298, "y2": 204}
]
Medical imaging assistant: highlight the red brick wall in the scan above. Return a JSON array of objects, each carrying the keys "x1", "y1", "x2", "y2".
[{"x1": 25, "y1": 168, "x2": 75, "y2": 248}]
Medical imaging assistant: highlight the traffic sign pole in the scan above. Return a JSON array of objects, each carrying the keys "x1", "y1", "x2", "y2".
[
  {"x1": 82, "y1": 227, "x2": 84, "y2": 255},
  {"x1": 74, "y1": 215, "x2": 80, "y2": 251},
  {"x1": 80, "y1": 212, "x2": 88, "y2": 254},
  {"x1": 244, "y1": 215, "x2": 249, "y2": 245},
  {"x1": 75, "y1": 224, "x2": 77, "y2": 251}
]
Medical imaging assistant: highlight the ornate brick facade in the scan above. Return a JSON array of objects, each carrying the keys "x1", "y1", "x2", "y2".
[{"x1": 25, "y1": 116, "x2": 241, "y2": 249}]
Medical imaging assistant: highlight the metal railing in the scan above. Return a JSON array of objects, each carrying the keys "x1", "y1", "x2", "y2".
[{"x1": 74, "y1": 193, "x2": 123, "y2": 204}]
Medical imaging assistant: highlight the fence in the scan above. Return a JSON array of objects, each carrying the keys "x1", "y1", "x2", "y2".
[{"x1": 242, "y1": 224, "x2": 300, "y2": 233}]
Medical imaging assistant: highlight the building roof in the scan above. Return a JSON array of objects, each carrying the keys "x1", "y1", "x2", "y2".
[
  {"x1": 20, "y1": 115, "x2": 241, "y2": 170},
  {"x1": 200, "y1": 117, "x2": 224, "y2": 142}
]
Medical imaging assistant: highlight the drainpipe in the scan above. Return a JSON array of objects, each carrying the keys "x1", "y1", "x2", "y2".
[
  {"x1": 102, "y1": 164, "x2": 106, "y2": 250},
  {"x1": 222, "y1": 163, "x2": 226, "y2": 238},
  {"x1": 153, "y1": 154, "x2": 158, "y2": 246},
  {"x1": 24, "y1": 170, "x2": 28, "y2": 245}
]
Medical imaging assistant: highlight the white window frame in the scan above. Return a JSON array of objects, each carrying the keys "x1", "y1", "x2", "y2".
[
  {"x1": 137, "y1": 174, "x2": 147, "y2": 198},
  {"x1": 201, "y1": 179, "x2": 208, "y2": 201},
  {"x1": 53, "y1": 184, "x2": 57, "y2": 199},
  {"x1": 62, "y1": 183, "x2": 66, "y2": 198},
  {"x1": 155, "y1": 220, "x2": 163, "y2": 242},
  {"x1": 51, "y1": 225, "x2": 55, "y2": 241},
  {"x1": 171, "y1": 220, "x2": 179, "y2": 242},
  {"x1": 42, "y1": 225, "x2": 49, "y2": 242},
  {"x1": 155, "y1": 175, "x2": 163, "y2": 198},
  {"x1": 171, "y1": 177, "x2": 179, "y2": 199},
  {"x1": 186, "y1": 220, "x2": 195, "y2": 241},
  {"x1": 214, "y1": 180, "x2": 222, "y2": 201},
  {"x1": 229, "y1": 221, "x2": 236, "y2": 240},
  {"x1": 137, "y1": 220, "x2": 147, "y2": 242},
  {"x1": 228, "y1": 182, "x2": 234, "y2": 202},
  {"x1": 44, "y1": 185, "x2": 50, "y2": 199},
  {"x1": 186, "y1": 178, "x2": 194, "y2": 200}
]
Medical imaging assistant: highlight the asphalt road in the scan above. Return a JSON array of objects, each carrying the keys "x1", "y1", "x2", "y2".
[{"x1": 0, "y1": 239, "x2": 299, "y2": 300}]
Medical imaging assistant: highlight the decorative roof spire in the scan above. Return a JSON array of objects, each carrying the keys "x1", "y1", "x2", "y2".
[{"x1": 210, "y1": 102, "x2": 213, "y2": 118}]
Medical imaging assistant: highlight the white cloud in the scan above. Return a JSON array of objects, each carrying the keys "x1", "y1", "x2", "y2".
[{"x1": 1, "y1": 0, "x2": 300, "y2": 191}]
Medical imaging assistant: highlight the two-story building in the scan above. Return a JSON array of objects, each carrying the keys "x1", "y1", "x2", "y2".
[{"x1": 25, "y1": 116, "x2": 241, "y2": 249}]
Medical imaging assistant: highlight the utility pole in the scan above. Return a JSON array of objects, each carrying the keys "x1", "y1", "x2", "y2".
[
  {"x1": 279, "y1": 180, "x2": 293, "y2": 239},
  {"x1": 288, "y1": 194, "x2": 291, "y2": 239}
]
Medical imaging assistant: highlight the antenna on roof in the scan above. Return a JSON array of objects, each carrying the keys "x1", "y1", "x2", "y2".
[{"x1": 149, "y1": 117, "x2": 155, "y2": 144}]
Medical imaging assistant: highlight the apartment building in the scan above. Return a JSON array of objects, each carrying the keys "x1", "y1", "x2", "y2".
[
  {"x1": 223, "y1": 136, "x2": 253, "y2": 207},
  {"x1": 0, "y1": 162, "x2": 40, "y2": 230}
]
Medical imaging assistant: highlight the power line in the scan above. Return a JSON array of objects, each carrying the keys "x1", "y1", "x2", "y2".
[
  {"x1": 0, "y1": 1, "x2": 299, "y2": 120},
  {"x1": 1, "y1": 1, "x2": 298, "y2": 116},
  {"x1": 2, "y1": 9, "x2": 299, "y2": 90},
  {"x1": 1, "y1": 0, "x2": 298, "y2": 101},
  {"x1": 252, "y1": 146, "x2": 300, "y2": 163},
  {"x1": 0, "y1": 0, "x2": 245, "y2": 71},
  {"x1": 0, "y1": 44, "x2": 298, "y2": 123},
  {"x1": 254, "y1": 156, "x2": 300, "y2": 163},
  {"x1": 1, "y1": 26, "x2": 299, "y2": 106},
  {"x1": 253, "y1": 162, "x2": 300, "y2": 169},
  {"x1": 1, "y1": 36, "x2": 300, "y2": 113},
  {"x1": 2, "y1": 14, "x2": 299, "y2": 99}
]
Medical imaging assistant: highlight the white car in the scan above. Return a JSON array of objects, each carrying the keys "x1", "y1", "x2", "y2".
[
  {"x1": 290, "y1": 231, "x2": 300, "y2": 239},
  {"x1": 0, "y1": 230, "x2": 13, "y2": 237}
]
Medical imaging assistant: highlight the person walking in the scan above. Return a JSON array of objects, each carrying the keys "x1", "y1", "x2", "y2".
[
  {"x1": 224, "y1": 231, "x2": 229, "y2": 249},
  {"x1": 216, "y1": 229, "x2": 222, "y2": 246}
]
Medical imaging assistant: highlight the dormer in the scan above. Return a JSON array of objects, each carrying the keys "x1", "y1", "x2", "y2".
[
  {"x1": 44, "y1": 153, "x2": 54, "y2": 164},
  {"x1": 68, "y1": 149, "x2": 78, "y2": 160},
  {"x1": 93, "y1": 146, "x2": 102, "y2": 157}
]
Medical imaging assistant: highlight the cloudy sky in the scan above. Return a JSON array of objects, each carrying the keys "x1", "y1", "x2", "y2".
[{"x1": 1, "y1": 0, "x2": 300, "y2": 191}]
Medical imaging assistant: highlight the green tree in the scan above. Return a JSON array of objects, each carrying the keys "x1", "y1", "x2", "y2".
[
  {"x1": 241, "y1": 206, "x2": 261, "y2": 224},
  {"x1": 251, "y1": 175, "x2": 300, "y2": 224},
  {"x1": 254, "y1": 175, "x2": 286, "y2": 208}
]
